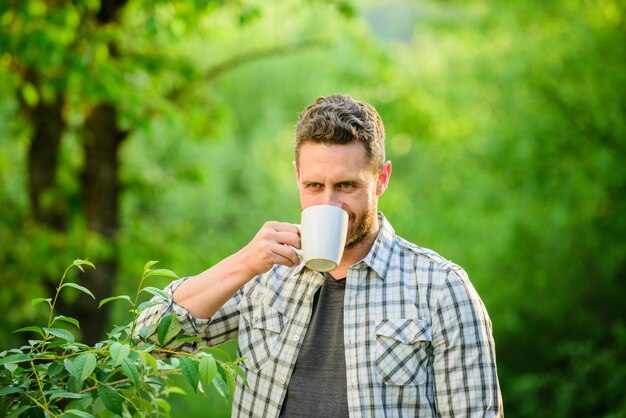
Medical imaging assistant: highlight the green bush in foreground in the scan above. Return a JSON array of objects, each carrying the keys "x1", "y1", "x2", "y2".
[{"x1": 0, "y1": 259, "x2": 244, "y2": 417}]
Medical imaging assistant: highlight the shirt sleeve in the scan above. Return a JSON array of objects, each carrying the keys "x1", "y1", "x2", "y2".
[
  {"x1": 133, "y1": 277, "x2": 243, "y2": 352},
  {"x1": 431, "y1": 267, "x2": 503, "y2": 417}
]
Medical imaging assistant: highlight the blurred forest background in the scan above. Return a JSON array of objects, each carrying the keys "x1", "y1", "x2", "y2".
[{"x1": 1, "y1": 0, "x2": 625, "y2": 416}]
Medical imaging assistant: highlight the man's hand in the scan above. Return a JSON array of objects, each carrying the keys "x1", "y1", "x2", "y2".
[
  {"x1": 241, "y1": 221, "x2": 301, "y2": 277},
  {"x1": 172, "y1": 221, "x2": 301, "y2": 319}
]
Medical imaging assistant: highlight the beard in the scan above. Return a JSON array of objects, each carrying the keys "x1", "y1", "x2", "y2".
[{"x1": 345, "y1": 206, "x2": 378, "y2": 249}]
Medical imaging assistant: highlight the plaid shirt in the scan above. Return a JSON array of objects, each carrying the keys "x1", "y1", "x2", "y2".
[{"x1": 136, "y1": 214, "x2": 503, "y2": 417}]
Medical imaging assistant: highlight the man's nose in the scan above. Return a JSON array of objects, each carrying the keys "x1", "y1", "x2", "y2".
[{"x1": 320, "y1": 190, "x2": 341, "y2": 208}]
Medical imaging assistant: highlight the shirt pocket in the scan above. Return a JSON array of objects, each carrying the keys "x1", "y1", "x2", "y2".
[
  {"x1": 375, "y1": 318, "x2": 432, "y2": 386},
  {"x1": 237, "y1": 296, "x2": 286, "y2": 372}
]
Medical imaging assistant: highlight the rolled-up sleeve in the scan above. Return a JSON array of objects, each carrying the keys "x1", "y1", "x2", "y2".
[{"x1": 134, "y1": 278, "x2": 242, "y2": 350}]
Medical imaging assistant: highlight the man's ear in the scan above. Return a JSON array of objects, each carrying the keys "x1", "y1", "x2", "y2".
[{"x1": 376, "y1": 161, "x2": 392, "y2": 196}]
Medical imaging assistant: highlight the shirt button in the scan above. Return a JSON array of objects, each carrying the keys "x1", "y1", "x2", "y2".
[
  {"x1": 293, "y1": 335, "x2": 300, "y2": 342},
  {"x1": 280, "y1": 378, "x2": 287, "y2": 386}
]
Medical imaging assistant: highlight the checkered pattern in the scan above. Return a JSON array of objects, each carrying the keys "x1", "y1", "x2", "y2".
[{"x1": 136, "y1": 214, "x2": 503, "y2": 417}]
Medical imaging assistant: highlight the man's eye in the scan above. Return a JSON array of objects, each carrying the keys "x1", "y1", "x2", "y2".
[
  {"x1": 306, "y1": 183, "x2": 322, "y2": 189},
  {"x1": 339, "y1": 183, "x2": 355, "y2": 189}
]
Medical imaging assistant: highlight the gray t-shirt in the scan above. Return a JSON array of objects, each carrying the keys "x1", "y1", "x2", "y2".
[{"x1": 279, "y1": 273, "x2": 349, "y2": 417}]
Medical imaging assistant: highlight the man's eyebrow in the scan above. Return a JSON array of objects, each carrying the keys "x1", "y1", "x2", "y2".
[{"x1": 337, "y1": 177, "x2": 365, "y2": 184}]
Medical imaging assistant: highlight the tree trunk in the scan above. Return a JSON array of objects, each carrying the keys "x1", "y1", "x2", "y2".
[
  {"x1": 24, "y1": 88, "x2": 71, "y2": 323},
  {"x1": 27, "y1": 94, "x2": 66, "y2": 230},
  {"x1": 77, "y1": 103, "x2": 127, "y2": 344},
  {"x1": 55, "y1": 0, "x2": 130, "y2": 345}
]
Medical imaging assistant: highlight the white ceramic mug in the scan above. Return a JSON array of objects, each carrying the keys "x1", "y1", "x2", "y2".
[{"x1": 297, "y1": 205, "x2": 349, "y2": 272}]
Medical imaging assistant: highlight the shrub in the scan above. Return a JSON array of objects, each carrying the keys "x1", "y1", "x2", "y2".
[{"x1": 0, "y1": 259, "x2": 244, "y2": 417}]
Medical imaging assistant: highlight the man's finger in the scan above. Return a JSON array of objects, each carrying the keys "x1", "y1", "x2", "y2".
[
  {"x1": 272, "y1": 244, "x2": 301, "y2": 267},
  {"x1": 273, "y1": 230, "x2": 301, "y2": 248}
]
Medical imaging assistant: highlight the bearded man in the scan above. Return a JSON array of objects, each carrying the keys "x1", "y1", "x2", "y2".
[{"x1": 136, "y1": 94, "x2": 503, "y2": 417}]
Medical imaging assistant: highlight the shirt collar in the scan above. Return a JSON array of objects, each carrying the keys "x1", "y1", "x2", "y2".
[
  {"x1": 293, "y1": 212, "x2": 395, "y2": 280},
  {"x1": 360, "y1": 212, "x2": 395, "y2": 280}
]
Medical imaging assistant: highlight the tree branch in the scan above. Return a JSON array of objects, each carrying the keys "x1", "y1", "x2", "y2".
[
  {"x1": 167, "y1": 38, "x2": 330, "y2": 101},
  {"x1": 205, "y1": 38, "x2": 330, "y2": 82}
]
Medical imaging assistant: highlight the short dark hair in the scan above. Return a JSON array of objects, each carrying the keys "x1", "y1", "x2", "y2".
[{"x1": 294, "y1": 94, "x2": 385, "y2": 171}]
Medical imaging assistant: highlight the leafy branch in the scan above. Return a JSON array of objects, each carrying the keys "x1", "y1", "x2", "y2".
[{"x1": 0, "y1": 259, "x2": 244, "y2": 418}]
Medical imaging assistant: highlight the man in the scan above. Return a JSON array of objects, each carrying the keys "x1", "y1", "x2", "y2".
[{"x1": 136, "y1": 94, "x2": 503, "y2": 417}]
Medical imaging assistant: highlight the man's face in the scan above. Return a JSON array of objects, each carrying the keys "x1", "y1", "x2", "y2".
[{"x1": 295, "y1": 142, "x2": 390, "y2": 249}]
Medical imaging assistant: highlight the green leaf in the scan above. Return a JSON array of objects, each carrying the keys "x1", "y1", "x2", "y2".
[
  {"x1": 155, "y1": 398, "x2": 171, "y2": 414},
  {"x1": 198, "y1": 355, "x2": 217, "y2": 391},
  {"x1": 146, "y1": 269, "x2": 179, "y2": 279},
  {"x1": 197, "y1": 346, "x2": 232, "y2": 362},
  {"x1": 111, "y1": 323, "x2": 131, "y2": 335},
  {"x1": 61, "y1": 410, "x2": 96, "y2": 418},
  {"x1": 7, "y1": 405, "x2": 33, "y2": 418},
  {"x1": 13, "y1": 326, "x2": 44, "y2": 337},
  {"x1": 109, "y1": 342, "x2": 131, "y2": 366},
  {"x1": 52, "y1": 315, "x2": 80, "y2": 329},
  {"x1": 47, "y1": 361, "x2": 64, "y2": 377},
  {"x1": 136, "y1": 343, "x2": 156, "y2": 352},
  {"x1": 0, "y1": 353, "x2": 31, "y2": 366},
  {"x1": 138, "y1": 350, "x2": 157, "y2": 372},
  {"x1": 0, "y1": 386, "x2": 24, "y2": 395},
  {"x1": 66, "y1": 353, "x2": 97, "y2": 384},
  {"x1": 212, "y1": 373, "x2": 229, "y2": 399},
  {"x1": 4, "y1": 363, "x2": 17, "y2": 373},
  {"x1": 136, "y1": 300, "x2": 162, "y2": 313},
  {"x1": 178, "y1": 356, "x2": 200, "y2": 393},
  {"x1": 232, "y1": 364, "x2": 249, "y2": 387},
  {"x1": 47, "y1": 340, "x2": 66, "y2": 350},
  {"x1": 71, "y1": 342, "x2": 91, "y2": 350},
  {"x1": 174, "y1": 335, "x2": 202, "y2": 344},
  {"x1": 133, "y1": 397, "x2": 153, "y2": 415},
  {"x1": 222, "y1": 366, "x2": 236, "y2": 394},
  {"x1": 66, "y1": 375, "x2": 82, "y2": 392},
  {"x1": 44, "y1": 327, "x2": 75, "y2": 343},
  {"x1": 98, "y1": 295, "x2": 133, "y2": 309},
  {"x1": 121, "y1": 357, "x2": 141, "y2": 387},
  {"x1": 48, "y1": 390, "x2": 84, "y2": 401},
  {"x1": 141, "y1": 286, "x2": 169, "y2": 299},
  {"x1": 31, "y1": 297, "x2": 52, "y2": 307},
  {"x1": 157, "y1": 313, "x2": 179, "y2": 346},
  {"x1": 138, "y1": 324, "x2": 157, "y2": 340},
  {"x1": 60, "y1": 283, "x2": 95, "y2": 299},
  {"x1": 79, "y1": 353, "x2": 97, "y2": 382},
  {"x1": 72, "y1": 259, "x2": 96, "y2": 271},
  {"x1": 97, "y1": 384, "x2": 123, "y2": 415},
  {"x1": 165, "y1": 386, "x2": 187, "y2": 396},
  {"x1": 144, "y1": 260, "x2": 159, "y2": 271}
]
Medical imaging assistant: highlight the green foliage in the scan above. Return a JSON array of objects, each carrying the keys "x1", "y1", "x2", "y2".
[{"x1": 0, "y1": 260, "x2": 244, "y2": 417}]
